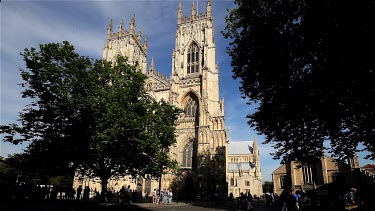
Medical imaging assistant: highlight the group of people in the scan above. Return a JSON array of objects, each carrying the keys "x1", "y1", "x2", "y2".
[
  {"x1": 238, "y1": 192, "x2": 254, "y2": 210},
  {"x1": 343, "y1": 187, "x2": 363, "y2": 211},
  {"x1": 280, "y1": 189, "x2": 310, "y2": 211},
  {"x1": 118, "y1": 185, "x2": 135, "y2": 204},
  {"x1": 75, "y1": 185, "x2": 91, "y2": 201},
  {"x1": 151, "y1": 188, "x2": 173, "y2": 205}
]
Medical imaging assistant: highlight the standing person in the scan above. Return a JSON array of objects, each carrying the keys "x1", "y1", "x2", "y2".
[
  {"x1": 229, "y1": 192, "x2": 234, "y2": 201},
  {"x1": 83, "y1": 186, "x2": 90, "y2": 201},
  {"x1": 156, "y1": 189, "x2": 161, "y2": 204},
  {"x1": 294, "y1": 190, "x2": 302, "y2": 211},
  {"x1": 270, "y1": 193, "x2": 275, "y2": 208},
  {"x1": 301, "y1": 192, "x2": 310, "y2": 211},
  {"x1": 119, "y1": 186, "x2": 126, "y2": 204},
  {"x1": 280, "y1": 189, "x2": 289, "y2": 211},
  {"x1": 239, "y1": 192, "x2": 246, "y2": 210},
  {"x1": 344, "y1": 187, "x2": 360, "y2": 210},
  {"x1": 76, "y1": 185, "x2": 82, "y2": 201},
  {"x1": 168, "y1": 189, "x2": 173, "y2": 205},
  {"x1": 152, "y1": 188, "x2": 157, "y2": 204},
  {"x1": 346, "y1": 188, "x2": 356, "y2": 205},
  {"x1": 287, "y1": 189, "x2": 298, "y2": 211},
  {"x1": 246, "y1": 191, "x2": 254, "y2": 210}
]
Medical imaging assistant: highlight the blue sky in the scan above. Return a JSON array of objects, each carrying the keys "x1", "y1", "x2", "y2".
[{"x1": 1, "y1": 0, "x2": 372, "y2": 182}]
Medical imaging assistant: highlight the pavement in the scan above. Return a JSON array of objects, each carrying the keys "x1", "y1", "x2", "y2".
[
  {"x1": 135, "y1": 200, "x2": 278, "y2": 211},
  {"x1": 0, "y1": 199, "x2": 278, "y2": 211}
]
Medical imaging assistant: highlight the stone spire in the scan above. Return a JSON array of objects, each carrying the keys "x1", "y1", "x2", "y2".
[
  {"x1": 252, "y1": 137, "x2": 261, "y2": 179},
  {"x1": 130, "y1": 14, "x2": 135, "y2": 34},
  {"x1": 107, "y1": 19, "x2": 113, "y2": 37},
  {"x1": 119, "y1": 18, "x2": 124, "y2": 32},
  {"x1": 177, "y1": 1, "x2": 182, "y2": 24},
  {"x1": 143, "y1": 37, "x2": 148, "y2": 51},
  {"x1": 253, "y1": 138, "x2": 258, "y2": 150},
  {"x1": 191, "y1": 1, "x2": 196, "y2": 19},
  {"x1": 207, "y1": 0, "x2": 212, "y2": 18},
  {"x1": 150, "y1": 56, "x2": 155, "y2": 70}
]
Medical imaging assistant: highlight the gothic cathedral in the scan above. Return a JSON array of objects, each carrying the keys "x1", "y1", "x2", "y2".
[{"x1": 74, "y1": 0, "x2": 229, "y2": 197}]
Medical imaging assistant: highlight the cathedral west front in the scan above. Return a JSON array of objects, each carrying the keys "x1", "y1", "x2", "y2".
[{"x1": 73, "y1": 0, "x2": 263, "y2": 198}]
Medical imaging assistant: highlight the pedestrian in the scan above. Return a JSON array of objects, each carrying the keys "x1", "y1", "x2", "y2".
[
  {"x1": 76, "y1": 185, "x2": 82, "y2": 201},
  {"x1": 168, "y1": 189, "x2": 173, "y2": 205},
  {"x1": 246, "y1": 191, "x2": 253, "y2": 210}
]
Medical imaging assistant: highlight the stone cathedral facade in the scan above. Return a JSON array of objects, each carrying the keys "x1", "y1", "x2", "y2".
[
  {"x1": 227, "y1": 139, "x2": 263, "y2": 197},
  {"x1": 73, "y1": 0, "x2": 230, "y2": 197}
]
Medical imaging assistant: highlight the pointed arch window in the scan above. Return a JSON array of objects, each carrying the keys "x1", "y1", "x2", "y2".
[
  {"x1": 182, "y1": 142, "x2": 193, "y2": 167},
  {"x1": 184, "y1": 96, "x2": 197, "y2": 117},
  {"x1": 187, "y1": 42, "x2": 199, "y2": 74}
]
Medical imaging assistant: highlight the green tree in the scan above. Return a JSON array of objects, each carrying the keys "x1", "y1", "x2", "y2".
[
  {"x1": 263, "y1": 181, "x2": 273, "y2": 194},
  {"x1": 0, "y1": 41, "x2": 181, "y2": 196},
  {"x1": 222, "y1": 0, "x2": 375, "y2": 165},
  {"x1": 0, "y1": 157, "x2": 17, "y2": 185}
]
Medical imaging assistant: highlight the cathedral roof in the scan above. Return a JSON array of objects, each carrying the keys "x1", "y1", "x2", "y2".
[
  {"x1": 228, "y1": 162, "x2": 255, "y2": 171},
  {"x1": 228, "y1": 141, "x2": 254, "y2": 155}
]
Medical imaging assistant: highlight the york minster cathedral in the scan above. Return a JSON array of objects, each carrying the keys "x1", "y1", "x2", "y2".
[{"x1": 73, "y1": 0, "x2": 263, "y2": 198}]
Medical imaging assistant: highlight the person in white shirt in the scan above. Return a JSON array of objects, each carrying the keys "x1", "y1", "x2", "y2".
[
  {"x1": 168, "y1": 189, "x2": 173, "y2": 205},
  {"x1": 152, "y1": 188, "x2": 157, "y2": 204}
]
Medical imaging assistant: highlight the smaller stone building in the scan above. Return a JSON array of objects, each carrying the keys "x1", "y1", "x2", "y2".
[
  {"x1": 272, "y1": 155, "x2": 360, "y2": 195},
  {"x1": 227, "y1": 139, "x2": 263, "y2": 197}
]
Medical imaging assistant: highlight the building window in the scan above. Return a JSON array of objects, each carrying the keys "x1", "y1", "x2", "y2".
[
  {"x1": 302, "y1": 166, "x2": 313, "y2": 184},
  {"x1": 280, "y1": 175, "x2": 290, "y2": 189},
  {"x1": 184, "y1": 96, "x2": 197, "y2": 116},
  {"x1": 245, "y1": 181, "x2": 250, "y2": 186},
  {"x1": 187, "y1": 42, "x2": 199, "y2": 74},
  {"x1": 230, "y1": 178, "x2": 234, "y2": 186},
  {"x1": 182, "y1": 142, "x2": 193, "y2": 167}
]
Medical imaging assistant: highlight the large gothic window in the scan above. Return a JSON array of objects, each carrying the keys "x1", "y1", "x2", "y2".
[
  {"x1": 184, "y1": 96, "x2": 197, "y2": 116},
  {"x1": 182, "y1": 142, "x2": 193, "y2": 167},
  {"x1": 187, "y1": 42, "x2": 199, "y2": 74},
  {"x1": 302, "y1": 166, "x2": 313, "y2": 184}
]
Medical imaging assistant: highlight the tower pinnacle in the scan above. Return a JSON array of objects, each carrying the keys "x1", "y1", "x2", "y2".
[
  {"x1": 119, "y1": 18, "x2": 124, "y2": 32},
  {"x1": 107, "y1": 19, "x2": 113, "y2": 37},
  {"x1": 207, "y1": 0, "x2": 212, "y2": 18},
  {"x1": 178, "y1": 2, "x2": 182, "y2": 24},
  {"x1": 130, "y1": 14, "x2": 135, "y2": 34},
  {"x1": 143, "y1": 36, "x2": 148, "y2": 51},
  {"x1": 253, "y1": 138, "x2": 258, "y2": 149},
  {"x1": 150, "y1": 56, "x2": 155, "y2": 70},
  {"x1": 191, "y1": 1, "x2": 196, "y2": 19}
]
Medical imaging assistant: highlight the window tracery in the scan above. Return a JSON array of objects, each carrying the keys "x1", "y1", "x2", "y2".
[
  {"x1": 182, "y1": 142, "x2": 193, "y2": 167},
  {"x1": 184, "y1": 96, "x2": 197, "y2": 116},
  {"x1": 187, "y1": 42, "x2": 199, "y2": 74}
]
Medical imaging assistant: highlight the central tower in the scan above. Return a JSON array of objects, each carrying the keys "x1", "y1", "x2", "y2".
[{"x1": 165, "y1": 0, "x2": 228, "y2": 196}]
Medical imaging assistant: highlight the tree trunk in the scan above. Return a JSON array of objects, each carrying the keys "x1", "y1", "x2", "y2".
[{"x1": 100, "y1": 176, "x2": 109, "y2": 202}]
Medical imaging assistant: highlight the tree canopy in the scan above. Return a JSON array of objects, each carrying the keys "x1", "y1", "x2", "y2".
[
  {"x1": 0, "y1": 41, "x2": 182, "y2": 192},
  {"x1": 222, "y1": 0, "x2": 375, "y2": 165}
]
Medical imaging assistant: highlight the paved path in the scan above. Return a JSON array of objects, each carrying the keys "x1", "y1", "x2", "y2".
[
  {"x1": 0, "y1": 199, "x2": 279, "y2": 211},
  {"x1": 136, "y1": 200, "x2": 278, "y2": 211}
]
